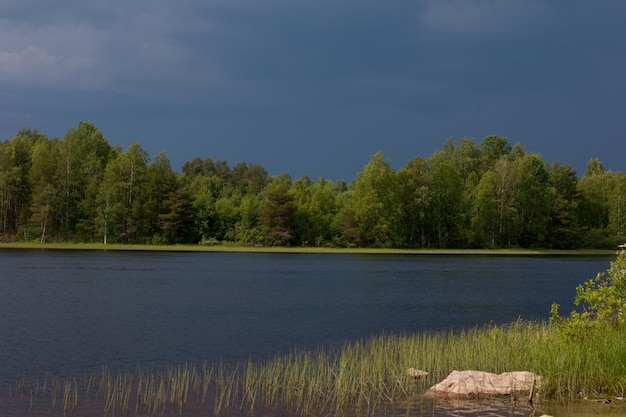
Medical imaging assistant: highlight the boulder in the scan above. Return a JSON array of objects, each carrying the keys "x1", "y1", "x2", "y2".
[{"x1": 424, "y1": 370, "x2": 541, "y2": 399}]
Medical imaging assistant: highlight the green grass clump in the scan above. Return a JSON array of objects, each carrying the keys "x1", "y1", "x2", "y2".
[{"x1": 10, "y1": 321, "x2": 626, "y2": 416}]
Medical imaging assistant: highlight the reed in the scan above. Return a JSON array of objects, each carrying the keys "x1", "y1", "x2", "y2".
[
  {"x1": 62, "y1": 377, "x2": 78, "y2": 416},
  {"x1": 11, "y1": 321, "x2": 626, "y2": 416}
]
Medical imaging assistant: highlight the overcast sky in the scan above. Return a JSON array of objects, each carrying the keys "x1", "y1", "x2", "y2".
[{"x1": 1, "y1": 0, "x2": 625, "y2": 180}]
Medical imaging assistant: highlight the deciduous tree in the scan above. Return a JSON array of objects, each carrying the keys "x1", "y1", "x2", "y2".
[
  {"x1": 348, "y1": 151, "x2": 400, "y2": 247},
  {"x1": 398, "y1": 156, "x2": 433, "y2": 247},
  {"x1": 97, "y1": 142, "x2": 148, "y2": 243}
]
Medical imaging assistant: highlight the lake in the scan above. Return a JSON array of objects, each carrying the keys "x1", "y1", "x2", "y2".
[{"x1": 0, "y1": 249, "x2": 616, "y2": 415}]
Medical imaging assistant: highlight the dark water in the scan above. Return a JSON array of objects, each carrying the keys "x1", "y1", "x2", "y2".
[
  {"x1": 0, "y1": 250, "x2": 613, "y2": 381},
  {"x1": 0, "y1": 250, "x2": 614, "y2": 398}
]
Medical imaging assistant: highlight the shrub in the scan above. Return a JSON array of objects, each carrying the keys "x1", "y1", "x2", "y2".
[{"x1": 551, "y1": 250, "x2": 626, "y2": 339}]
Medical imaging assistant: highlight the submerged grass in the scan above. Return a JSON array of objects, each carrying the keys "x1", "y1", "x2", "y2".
[{"x1": 9, "y1": 321, "x2": 626, "y2": 416}]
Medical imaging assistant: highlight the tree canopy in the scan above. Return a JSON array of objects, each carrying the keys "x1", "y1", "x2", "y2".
[{"x1": 1, "y1": 122, "x2": 624, "y2": 249}]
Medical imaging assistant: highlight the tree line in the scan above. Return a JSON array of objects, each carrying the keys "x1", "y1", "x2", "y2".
[{"x1": 1, "y1": 121, "x2": 624, "y2": 249}]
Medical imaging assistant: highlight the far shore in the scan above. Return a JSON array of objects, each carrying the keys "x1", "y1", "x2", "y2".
[{"x1": 0, "y1": 242, "x2": 615, "y2": 256}]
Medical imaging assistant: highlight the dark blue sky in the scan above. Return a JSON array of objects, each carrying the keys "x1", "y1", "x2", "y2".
[{"x1": 1, "y1": 1, "x2": 625, "y2": 181}]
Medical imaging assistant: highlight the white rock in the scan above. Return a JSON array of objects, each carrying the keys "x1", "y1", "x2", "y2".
[{"x1": 424, "y1": 370, "x2": 541, "y2": 398}]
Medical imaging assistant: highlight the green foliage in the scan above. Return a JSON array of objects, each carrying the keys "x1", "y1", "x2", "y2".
[
  {"x1": 472, "y1": 170, "x2": 500, "y2": 247},
  {"x1": 2, "y1": 122, "x2": 626, "y2": 248},
  {"x1": 585, "y1": 157, "x2": 605, "y2": 176},
  {"x1": 429, "y1": 152, "x2": 465, "y2": 247},
  {"x1": 397, "y1": 156, "x2": 432, "y2": 247},
  {"x1": 480, "y1": 135, "x2": 511, "y2": 169},
  {"x1": 547, "y1": 162, "x2": 581, "y2": 249},
  {"x1": 290, "y1": 175, "x2": 340, "y2": 246},
  {"x1": 551, "y1": 252, "x2": 626, "y2": 339},
  {"x1": 347, "y1": 151, "x2": 401, "y2": 247},
  {"x1": 259, "y1": 173, "x2": 296, "y2": 246},
  {"x1": 159, "y1": 187, "x2": 196, "y2": 243}
]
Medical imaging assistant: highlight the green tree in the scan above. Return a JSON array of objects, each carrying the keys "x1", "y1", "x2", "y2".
[
  {"x1": 472, "y1": 155, "x2": 518, "y2": 247},
  {"x1": 512, "y1": 153, "x2": 551, "y2": 247},
  {"x1": 97, "y1": 142, "x2": 148, "y2": 243},
  {"x1": 290, "y1": 175, "x2": 315, "y2": 245},
  {"x1": 455, "y1": 138, "x2": 483, "y2": 188},
  {"x1": 290, "y1": 175, "x2": 339, "y2": 246},
  {"x1": 429, "y1": 151, "x2": 464, "y2": 247},
  {"x1": 585, "y1": 158, "x2": 605, "y2": 176},
  {"x1": 214, "y1": 188, "x2": 243, "y2": 242},
  {"x1": 181, "y1": 158, "x2": 267, "y2": 244},
  {"x1": 307, "y1": 177, "x2": 340, "y2": 246},
  {"x1": 231, "y1": 162, "x2": 268, "y2": 195},
  {"x1": 235, "y1": 193, "x2": 262, "y2": 245},
  {"x1": 181, "y1": 157, "x2": 205, "y2": 178},
  {"x1": 480, "y1": 135, "x2": 511, "y2": 171},
  {"x1": 0, "y1": 141, "x2": 10, "y2": 237},
  {"x1": 472, "y1": 169, "x2": 501, "y2": 247},
  {"x1": 577, "y1": 168, "x2": 617, "y2": 248},
  {"x1": 332, "y1": 192, "x2": 361, "y2": 247},
  {"x1": 184, "y1": 173, "x2": 225, "y2": 242},
  {"x1": 135, "y1": 152, "x2": 178, "y2": 242},
  {"x1": 548, "y1": 162, "x2": 581, "y2": 248},
  {"x1": 4, "y1": 132, "x2": 36, "y2": 237},
  {"x1": 0, "y1": 130, "x2": 50, "y2": 238},
  {"x1": 97, "y1": 149, "x2": 122, "y2": 245},
  {"x1": 259, "y1": 173, "x2": 296, "y2": 246},
  {"x1": 159, "y1": 187, "x2": 197, "y2": 243},
  {"x1": 58, "y1": 121, "x2": 112, "y2": 239},
  {"x1": 607, "y1": 173, "x2": 626, "y2": 241},
  {"x1": 347, "y1": 151, "x2": 400, "y2": 247},
  {"x1": 472, "y1": 151, "x2": 551, "y2": 247},
  {"x1": 398, "y1": 156, "x2": 433, "y2": 247},
  {"x1": 29, "y1": 136, "x2": 61, "y2": 242}
]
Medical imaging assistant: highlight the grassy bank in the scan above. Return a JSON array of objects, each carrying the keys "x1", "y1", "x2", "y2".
[
  {"x1": 11, "y1": 321, "x2": 626, "y2": 416},
  {"x1": 0, "y1": 241, "x2": 615, "y2": 256}
]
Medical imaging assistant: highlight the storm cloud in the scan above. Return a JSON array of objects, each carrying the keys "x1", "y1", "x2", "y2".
[{"x1": 1, "y1": 0, "x2": 625, "y2": 179}]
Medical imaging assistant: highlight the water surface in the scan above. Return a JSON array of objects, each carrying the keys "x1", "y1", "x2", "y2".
[{"x1": 0, "y1": 250, "x2": 613, "y2": 388}]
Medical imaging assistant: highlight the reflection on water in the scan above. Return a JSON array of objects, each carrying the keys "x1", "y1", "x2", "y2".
[
  {"x1": 3, "y1": 393, "x2": 626, "y2": 417},
  {"x1": 431, "y1": 398, "x2": 533, "y2": 417},
  {"x1": 542, "y1": 399, "x2": 626, "y2": 417},
  {"x1": 430, "y1": 398, "x2": 626, "y2": 417}
]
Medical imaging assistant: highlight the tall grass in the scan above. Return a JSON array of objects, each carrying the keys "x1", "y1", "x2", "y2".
[{"x1": 9, "y1": 321, "x2": 626, "y2": 416}]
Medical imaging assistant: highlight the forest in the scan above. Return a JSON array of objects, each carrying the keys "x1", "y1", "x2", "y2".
[{"x1": 0, "y1": 121, "x2": 624, "y2": 249}]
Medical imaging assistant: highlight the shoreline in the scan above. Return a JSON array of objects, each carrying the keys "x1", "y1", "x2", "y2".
[{"x1": 0, "y1": 242, "x2": 615, "y2": 256}]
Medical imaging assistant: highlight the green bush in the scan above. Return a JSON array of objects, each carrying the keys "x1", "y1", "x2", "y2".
[{"x1": 551, "y1": 250, "x2": 626, "y2": 339}]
